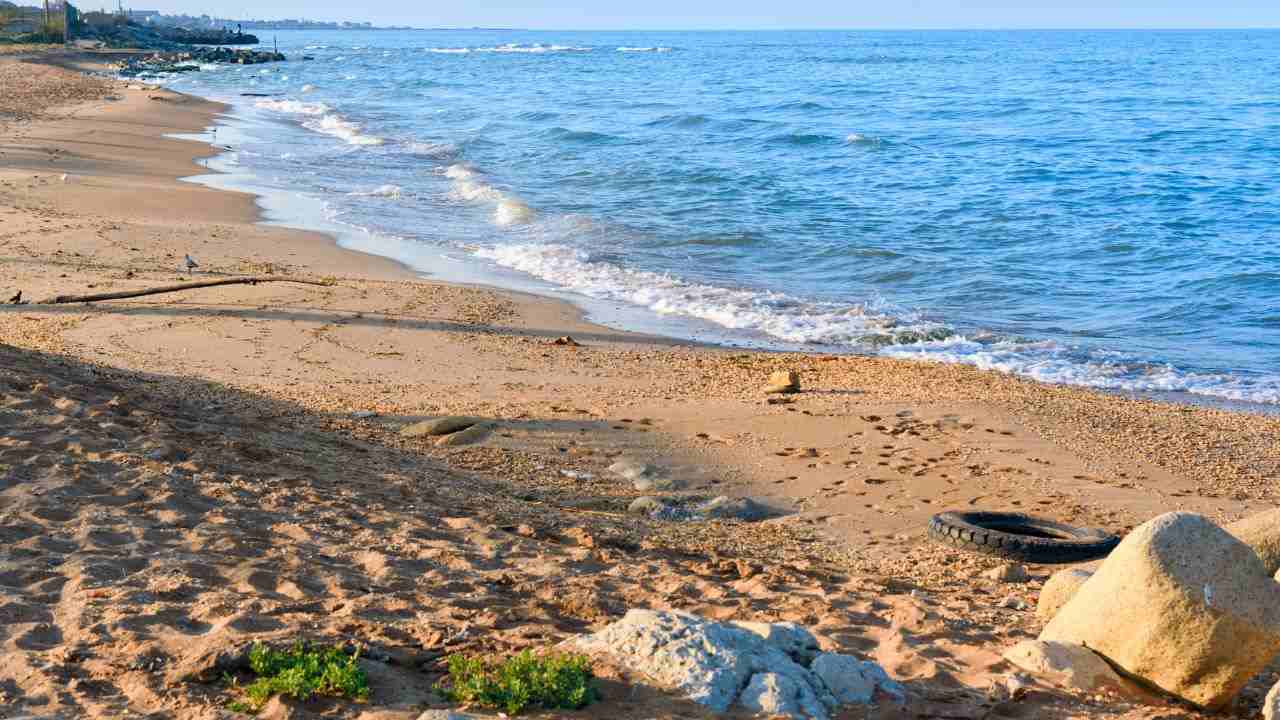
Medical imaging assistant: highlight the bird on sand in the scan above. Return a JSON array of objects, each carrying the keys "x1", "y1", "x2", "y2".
[
  {"x1": 60, "y1": 173, "x2": 68, "y2": 183},
  {"x1": 7, "y1": 290, "x2": 21, "y2": 304},
  {"x1": 184, "y1": 254, "x2": 199, "y2": 274}
]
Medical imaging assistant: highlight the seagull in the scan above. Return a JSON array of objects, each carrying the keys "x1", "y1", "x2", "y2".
[
  {"x1": 184, "y1": 254, "x2": 199, "y2": 274},
  {"x1": 6, "y1": 290, "x2": 20, "y2": 304}
]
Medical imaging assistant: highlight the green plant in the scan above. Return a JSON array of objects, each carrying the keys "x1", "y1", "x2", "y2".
[
  {"x1": 436, "y1": 649, "x2": 597, "y2": 716},
  {"x1": 225, "y1": 641, "x2": 369, "y2": 714}
]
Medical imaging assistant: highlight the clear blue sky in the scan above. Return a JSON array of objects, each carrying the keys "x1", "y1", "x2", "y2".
[{"x1": 136, "y1": 1, "x2": 1280, "y2": 29}]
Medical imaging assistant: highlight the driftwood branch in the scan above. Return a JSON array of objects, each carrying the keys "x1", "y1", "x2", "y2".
[{"x1": 34, "y1": 276, "x2": 335, "y2": 305}]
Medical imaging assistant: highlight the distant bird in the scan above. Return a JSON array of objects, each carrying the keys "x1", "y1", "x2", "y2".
[
  {"x1": 7, "y1": 290, "x2": 21, "y2": 304},
  {"x1": 184, "y1": 254, "x2": 199, "y2": 274},
  {"x1": 60, "y1": 173, "x2": 68, "y2": 183}
]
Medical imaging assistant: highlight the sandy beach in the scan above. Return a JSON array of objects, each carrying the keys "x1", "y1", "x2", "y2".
[{"x1": 2, "y1": 50, "x2": 1280, "y2": 719}]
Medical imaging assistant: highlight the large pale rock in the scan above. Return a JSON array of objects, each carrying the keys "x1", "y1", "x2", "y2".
[
  {"x1": 1035, "y1": 568, "x2": 1094, "y2": 621},
  {"x1": 732, "y1": 621, "x2": 820, "y2": 666},
  {"x1": 1226, "y1": 508, "x2": 1280, "y2": 575},
  {"x1": 1040, "y1": 512, "x2": 1280, "y2": 709},
  {"x1": 434, "y1": 423, "x2": 491, "y2": 447},
  {"x1": 1265, "y1": 679, "x2": 1280, "y2": 720},
  {"x1": 569, "y1": 609, "x2": 838, "y2": 717},
  {"x1": 737, "y1": 671, "x2": 829, "y2": 720},
  {"x1": 809, "y1": 653, "x2": 875, "y2": 704},
  {"x1": 764, "y1": 370, "x2": 800, "y2": 394},
  {"x1": 1002, "y1": 640, "x2": 1125, "y2": 694},
  {"x1": 400, "y1": 416, "x2": 479, "y2": 438}
]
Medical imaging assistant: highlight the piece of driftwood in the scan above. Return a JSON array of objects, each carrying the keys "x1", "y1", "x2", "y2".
[{"x1": 35, "y1": 276, "x2": 334, "y2": 305}]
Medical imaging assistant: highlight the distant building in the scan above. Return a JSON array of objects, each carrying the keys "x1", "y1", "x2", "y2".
[{"x1": 127, "y1": 9, "x2": 160, "y2": 21}]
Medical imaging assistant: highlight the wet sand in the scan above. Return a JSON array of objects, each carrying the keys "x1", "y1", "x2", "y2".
[{"x1": 2, "y1": 50, "x2": 1279, "y2": 719}]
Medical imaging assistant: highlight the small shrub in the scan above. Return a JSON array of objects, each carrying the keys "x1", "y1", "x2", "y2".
[
  {"x1": 436, "y1": 649, "x2": 597, "y2": 715},
  {"x1": 225, "y1": 641, "x2": 369, "y2": 714}
]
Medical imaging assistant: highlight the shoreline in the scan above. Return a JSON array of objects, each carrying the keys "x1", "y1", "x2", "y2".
[
  {"x1": 165, "y1": 62, "x2": 1280, "y2": 413},
  {"x1": 3, "y1": 49, "x2": 1280, "y2": 719},
  {"x1": 183, "y1": 81, "x2": 1279, "y2": 415}
]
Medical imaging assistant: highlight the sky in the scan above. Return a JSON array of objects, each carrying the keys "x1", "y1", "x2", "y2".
[{"x1": 134, "y1": 1, "x2": 1280, "y2": 29}]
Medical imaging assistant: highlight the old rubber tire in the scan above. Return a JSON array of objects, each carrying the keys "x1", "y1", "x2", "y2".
[{"x1": 928, "y1": 511, "x2": 1119, "y2": 564}]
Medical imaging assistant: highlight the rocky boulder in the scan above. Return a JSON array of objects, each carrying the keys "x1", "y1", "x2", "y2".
[
  {"x1": 569, "y1": 609, "x2": 901, "y2": 718},
  {"x1": 764, "y1": 370, "x2": 800, "y2": 394},
  {"x1": 1002, "y1": 640, "x2": 1126, "y2": 694},
  {"x1": 400, "y1": 416, "x2": 479, "y2": 438},
  {"x1": 1265, "y1": 679, "x2": 1280, "y2": 720},
  {"x1": 1035, "y1": 568, "x2": 1094, "y2": 621},
  {"x1": 1226, "y1": 508, "x2": 1280, "y2": 575},
  {"x1": 1039, "y1": 512, "x2": 1280, "y2": 709}
]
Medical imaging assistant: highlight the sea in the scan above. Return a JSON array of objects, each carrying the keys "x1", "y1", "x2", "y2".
[{"x1": 148, "y1": 29, "x2": 1280, "y2": 407}]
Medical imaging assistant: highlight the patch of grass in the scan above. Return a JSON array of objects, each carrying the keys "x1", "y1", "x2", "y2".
[
  {"x1": 436, "y1": 649, "x2": 597, "y2": 716},
  {"x1": 225, "y1": 641, "x2": 369, "y2": 714}
]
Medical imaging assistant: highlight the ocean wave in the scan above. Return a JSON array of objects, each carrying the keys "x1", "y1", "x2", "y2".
[
  {"x1": 474, "y1": 242, "x2": 911, "y2": 344},
  {"x1": 348, "y1": 184, "x2": 402, "y2": 198},
  {"x1": 300, "y1": 84, "x2": 316, "y2": 93},
  {"x1": 882, "y1": 337, "x2": 1280, "y2": 405},
  {"x1": 618, "y1": 46, "x2": 673, "y2": 52},
  {"x1": 254, "y1": 98, "x2": 383, "y2": 146},
  {"x1": 405, "y1": 141, "x2": 457, "y2": 160},
  {"x1": 475, "y1": 43, "x2": 593, "y2": 53},
  {"x1": 254, "y1": 98, "x2": 330, "y2": 116},
  {"x1": 474, "y1": 242, "x2": 1280, "y2": 405},
  {"x1": 305, "y1": 114, "x2": 385, "y2": 146},
  {"x1": 444, "y1": 165, "x2": 535, "y2": 226},
  {"x1": 425, "y1": 47, "x2": 471, "y2": 54}
]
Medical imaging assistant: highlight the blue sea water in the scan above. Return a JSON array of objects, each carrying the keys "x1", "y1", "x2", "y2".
[{"x1": 158, "y1": 29, "x2": 1280, "y2": 406}]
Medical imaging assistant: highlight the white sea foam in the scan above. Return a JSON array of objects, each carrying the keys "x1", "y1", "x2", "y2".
[
  {"x1": 304, "y1": 44, "x2": 328, "y2": 50},
  {"x1": 300, "y1": 84, "x2": 316, "y2": 93},
  {"x1": 475, "y1": 242, "x2": 903, "y2": 343},
  {"x1": 305, "y1": 114, "x2": 385, "y2": 146},
  {"x1": 426, "y1": 47, "x2": 471, "y2": 54},
  {"x1": 473, "y1": 242, "x2": 1280, "y2": 405},
  {"x1": 349, "y1": 184, "x2": 402, "y2": 198},
  {"x1": 254, "y1": 98, "x2": 330, "y2": 115},
  {"x1": 406, "y1": 141, "x2": 457, "y2": 159},
  {"x1": 444, "y1": 165, "x2": 535, "y2": 226},
  {"x1": 881, "y1": 337, "x2": 1280, "y2": 405},
  {"x1": 475, "y1": 43, "x2": 592, "y2": 53},
  {"x1": 254, "y1": 98, "x2": 383, "y2": 146}
]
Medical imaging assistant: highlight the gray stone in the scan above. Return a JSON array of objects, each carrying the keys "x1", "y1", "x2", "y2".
[
  {"x1": 732, "y1": 621, "x2": 820, "y2": 666},
  {"x1": 853, "y1": 660, "x2": 906, "y2": 702},
  {"x1": 417, "y1": 712, "x2": 481, "y2": 720},
  {"x1": 609, "y1": 458, "x2": 657, "y2": 481},
  {"x1": 701, "y1": 495, "x2": 770, "y2": 522},
  {"x1": 569, "y1": 609, "x2": 836, "y2": 717},
  {"x1": 400, "y1": 416, "x2": 480, "y2": 438},
  {"x1": 633, "y1": 475, "x2": 681, "y2": 492},
  {"x1": 738, "y1": 671, "x2": 829, "y2": 720},
  {"x1": 628, "y1": 496, "x2": 670, "y2": 517},
  {"x1": 809, "y1": 653, "x2": 875, "y2": 704}
]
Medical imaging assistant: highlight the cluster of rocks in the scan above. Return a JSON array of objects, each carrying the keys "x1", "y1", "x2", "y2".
[
  {"x1": 1005, "y1": 510, "x2": 1280, "y2": 712},
  {"x1": 608, "y1": 458, "x2": 771, "y2": 522},
  {"x1": 115, "y1": 47, "x2": 286, "y2": 77},
  {"x1": 399, "y1": 416, "x2": 492, "y2": 447},
  {"x1": 568, "y1": 609, "x2": 904, "y2": 719}
]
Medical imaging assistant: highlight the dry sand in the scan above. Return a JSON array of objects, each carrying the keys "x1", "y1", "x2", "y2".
[{"x1": 2, "y1": 51, "x2": 1279, "y2": 719}]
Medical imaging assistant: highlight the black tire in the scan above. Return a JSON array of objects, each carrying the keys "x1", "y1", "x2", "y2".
[{"x1": 928, "y1": 511, "x2": 1119, "y2": 564}]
